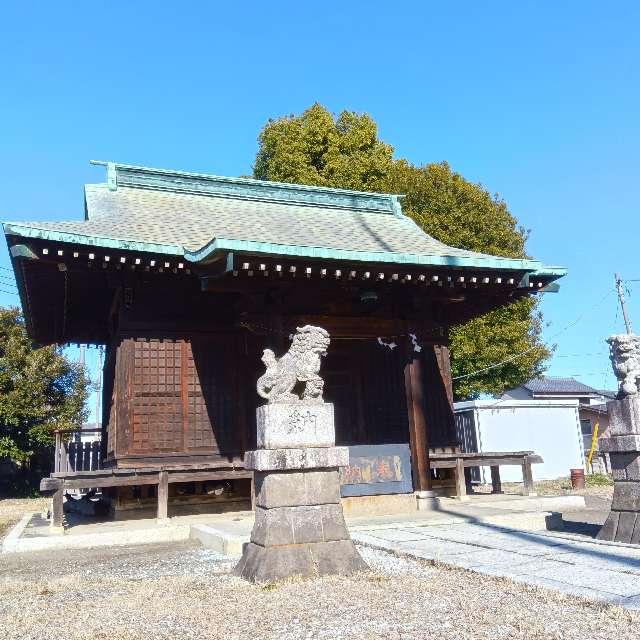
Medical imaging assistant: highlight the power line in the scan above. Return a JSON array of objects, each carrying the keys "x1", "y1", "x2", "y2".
[
  {"x1": 553, "y1": 352, "x2": 608, "y2": 358},
  {"x1": 452, "y1": 288, "x2": 615, "y2": 381},
  {"x1": 0, "y1": 288, "x2": 18, "y2": 296}
]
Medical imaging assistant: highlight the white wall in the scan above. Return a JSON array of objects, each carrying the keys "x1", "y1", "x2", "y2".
[{"x1": 456, "y1": 400, "x2": 584, "y2": 482}]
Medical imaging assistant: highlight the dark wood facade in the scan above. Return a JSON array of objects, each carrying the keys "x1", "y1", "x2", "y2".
[{"x1": 102, "y1": 333, "x2": 456, "y2": 472}]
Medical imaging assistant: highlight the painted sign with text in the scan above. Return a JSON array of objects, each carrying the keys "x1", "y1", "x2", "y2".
[{"x1": 339, "y1": 443, "x2": 413, "y2": 497}]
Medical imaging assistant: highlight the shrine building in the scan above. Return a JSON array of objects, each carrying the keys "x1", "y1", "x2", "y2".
[{"x1": 3, "y1": 161, "x2": 566, "y2": 522}]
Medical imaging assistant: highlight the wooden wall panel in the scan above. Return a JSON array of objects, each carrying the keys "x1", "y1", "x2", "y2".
[
  {"x1": 131, "y1": 340, "x2": 184, "y2": 454},
  {"x1": 104, "y1": 333, "x2": 457, "y2": 468},
  {"x1": 360, "y1": 342, "x2": 409, "y2": 445},
  {"x1": 323, "y1": 340, "x2": 409, "y2": 446},
  {"x1": 188, "y1": 338, "x2": 236, "y2": 455},
  {"x1": 109, "y1": 336, "x2": 242, "y2": 463},
  {"x1": 421, "y1": 344, "x2": 457, "y2": 448}
]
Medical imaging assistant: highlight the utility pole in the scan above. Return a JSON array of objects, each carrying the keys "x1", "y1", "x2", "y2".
[
  {"x1": 96, "y1": 347, "x2": 103, "y2": 428},
  {"x1": 615, "y1": 273, "x2": 634, "y2": 334}
]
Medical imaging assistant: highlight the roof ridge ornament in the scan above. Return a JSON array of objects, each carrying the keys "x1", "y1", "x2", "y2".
[
  {"x1": 106, "y1": 162, "x2": 117, "y2": 191},
  {"x1": 91, "y1": 160, "x2": 402, "y2": 215}
]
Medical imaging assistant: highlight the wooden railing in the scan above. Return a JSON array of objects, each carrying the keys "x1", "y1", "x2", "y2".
[{"x1": 53, "y1": 429, "x2": 103, "y2": 473}]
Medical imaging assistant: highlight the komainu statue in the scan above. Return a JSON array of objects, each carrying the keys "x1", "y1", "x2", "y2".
[
  {"x1": 256, "y1": 325, "x2": 330, "y2": 404},
  {"x1": 608, "y1": 333, "x2": 640, "y2": 397}
]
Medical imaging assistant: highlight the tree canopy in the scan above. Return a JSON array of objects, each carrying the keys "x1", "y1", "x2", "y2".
[
  {"x1": 254, "y1": 104, "x2": 549, "y2": 398},
  {"x1": 0, "y1": 307, "x2": 89, "y2": 468}
]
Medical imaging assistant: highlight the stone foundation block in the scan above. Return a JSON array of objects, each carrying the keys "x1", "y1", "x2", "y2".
[
  {"x1": 233, "y1": 539, "x2": 368, "y2": 584},
  {"x1": 251, "y1": 504, "x2": 350, "y2": 546},
  {"x1": 598, "y1": 510, "x2": 640, "y2": 543},
  {"x1": 599, "y1": 434, "x2": 640, "y2": 453},
  {"x1": 256, "y1": 403, "x2": 335, "y2": 449},
  {"x1": 254, "y1": 470, "x2": 341, "y2": 509},
  {"x1": 616, "y1": 512, "x2": 639, "y2": 543},
  {"x1": 611, "y1": 481, "x2": 640, "y2": 512},
  {"x1": 610, "y1": 453, "x2": 640, "y2": 481},
  {"x1": 607, "y1": 396, "x2": 640, "y2": 435},
  {"x1": 245, "y1": 446, "x2": 349, "y2": 471},
  {"x1": 597, "y1": 512, "x2": 619, "y2": 541}
]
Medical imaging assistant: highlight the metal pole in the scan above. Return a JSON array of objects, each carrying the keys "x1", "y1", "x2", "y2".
[
  {"x1": 96, "y1": 347, "x2": 103, "y2": 428},
  {"x1": 615, "y1": 273, "x2": 633, "y2": 334}
]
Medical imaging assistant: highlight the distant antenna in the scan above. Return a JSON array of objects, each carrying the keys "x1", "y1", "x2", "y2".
[{"x1": 615, "y1": 273, "x2": 633, "y2": 334}]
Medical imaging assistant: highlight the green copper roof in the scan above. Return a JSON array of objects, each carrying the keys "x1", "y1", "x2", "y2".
[{"x1": 3, "y1": 161, "x2": 567, "y2": 279}]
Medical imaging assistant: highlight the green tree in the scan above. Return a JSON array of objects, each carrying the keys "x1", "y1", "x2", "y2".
[
  {"x1": 0, "y1": 307, "x2": 89, "y2": 475},
  {"x1": 386, "y1": 161, "x2": 549, "y2": 398},
  {"x1": 253, "y1": 104, "x2": 550, "y2": 398}
]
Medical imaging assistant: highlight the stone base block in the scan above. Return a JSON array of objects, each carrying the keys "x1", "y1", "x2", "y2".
[
  {"x1": 234, "y1": 539, "x2": 368, "y2": 584},
  {"x1": 610, "y1": 481, "x2": 640, "y2": 512},
  {"x1": 610, "y1": 453, "x2": 640, "y2": 481},
  {"x1": 256, "y1": 403, "x2": 335, "y2": 449},
  {"x1": 597, "y1": 510, "x2": 640, "y2": 544},
  {"x1": 245, "y1": 446, "x2": 348, "y2": 471},
  {"x1": 599, "y1": 434, "x2": 640, "y2": 453},
  {"x1": 252, "y1": 504, "x2": 350, "y2": 545},
  {"x1": 607, "y1": 396, "x2": 640, "y2": 436},
  {"x1": 254, "y1": 470, "x2": 340, "y2": 508}
]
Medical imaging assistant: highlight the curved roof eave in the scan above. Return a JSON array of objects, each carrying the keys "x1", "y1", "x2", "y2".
[{"x1": 3, "y1": 223, "x2": 567, "y2": 278}]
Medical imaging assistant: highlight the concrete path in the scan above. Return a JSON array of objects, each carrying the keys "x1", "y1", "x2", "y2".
[
  {"x1": 3, "y1": 494, "x2": 580, "y2": 554},
  {"x1": 352, "y1": 519, "x2": 640, "y2": 610}
]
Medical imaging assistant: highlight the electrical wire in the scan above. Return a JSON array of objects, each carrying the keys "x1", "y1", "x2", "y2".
[{"x1": 452, "y1": 288, "x2": 615, "y2": 381}]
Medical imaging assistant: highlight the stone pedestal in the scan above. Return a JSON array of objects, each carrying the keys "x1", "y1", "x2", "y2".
[
  {"x1": 597, "y1": 396, "x2": 640, "y2": 543},
  {"x1": 234, "y1": 402, "x2": 368, "y2": 583}
]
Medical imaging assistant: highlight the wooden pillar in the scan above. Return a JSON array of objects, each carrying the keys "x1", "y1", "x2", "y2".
[
  {"x1": 454, "y1": 457, "x2": 468, "y2": 500},
  {"x1": 54, "y1": 430, "x2": 62, "y2": 473},
  {"x1": 404, "y1": 341, "x2": 432, "y2": 492},
  {"x1": 490, "y1": 465, "x2": 503, "y2": 494},
  {"x1": 521, "y1": 457, "x2": 535, "y2": 496},
  {"x1": 157, "y1": 470, "x2": 169, "y2": 519},
  {"x1": 51, "y1": 482, "x2": 64, "y2": 529}
]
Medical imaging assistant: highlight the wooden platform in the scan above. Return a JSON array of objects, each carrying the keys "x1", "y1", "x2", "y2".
[
  {"x1": 40, "y1": 463, "x2": 253, "y2": 528},
  {"x1": 430, "y1": 451, "x2": 543, "y2": 500}
]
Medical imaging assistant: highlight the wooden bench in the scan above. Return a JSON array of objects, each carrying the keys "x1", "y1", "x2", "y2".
[
  {"x1": 429, "y1": 451, "x2": 543, "y2": 500},
  {"x1": 40, "y1": 464, "x2": 253, "y2": 528}
]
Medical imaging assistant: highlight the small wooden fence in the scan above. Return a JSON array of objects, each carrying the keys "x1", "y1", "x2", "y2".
[{"x1": 53, "y1": 429, "x2": 103, "y2": 473}]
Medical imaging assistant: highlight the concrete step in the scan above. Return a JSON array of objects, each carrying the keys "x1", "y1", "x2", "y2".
[{"x1": 189, "y1": 503, "x2": 567, "y2": 556}]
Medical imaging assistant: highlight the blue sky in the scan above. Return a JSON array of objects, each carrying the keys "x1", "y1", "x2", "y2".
[{"x1": 1, "y1": 1, "x2": 639, "y2": 405}]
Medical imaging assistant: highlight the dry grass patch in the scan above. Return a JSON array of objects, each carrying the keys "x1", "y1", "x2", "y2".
[
  {"x1": 474, "y1": 476, "x2": 614, "y2": 498},
  {"x1": 0, "y1": 543, "x2": 637, "y2": 640},
  {"x1": 0, "y1": 497, "x2": 48, "y2": 539}
]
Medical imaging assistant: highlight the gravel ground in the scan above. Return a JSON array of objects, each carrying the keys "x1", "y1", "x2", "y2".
[{"x1": 1, "y1": 540, "x2": 638, "y2": 640}]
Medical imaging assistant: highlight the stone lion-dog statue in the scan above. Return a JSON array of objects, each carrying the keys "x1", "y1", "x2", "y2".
[
  {"x1": 608, "y1": 333, "x2": 640, "y2": 397},
  {"x1": 257, "y1": 325, "x2": 331, "y2": 404}
]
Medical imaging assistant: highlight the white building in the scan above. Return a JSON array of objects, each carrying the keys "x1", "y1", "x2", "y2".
[{"x1": 454, "y1": 377, "x2": 604, "y2": 482}]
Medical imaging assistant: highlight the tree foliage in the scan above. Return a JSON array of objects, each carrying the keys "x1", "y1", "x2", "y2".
[
  {"x1": 0, "y1": 307, "x2": 89, "y2": 465},
  {"x1": 253, "y1": 104, "x2": 550, "y2": 398}
]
